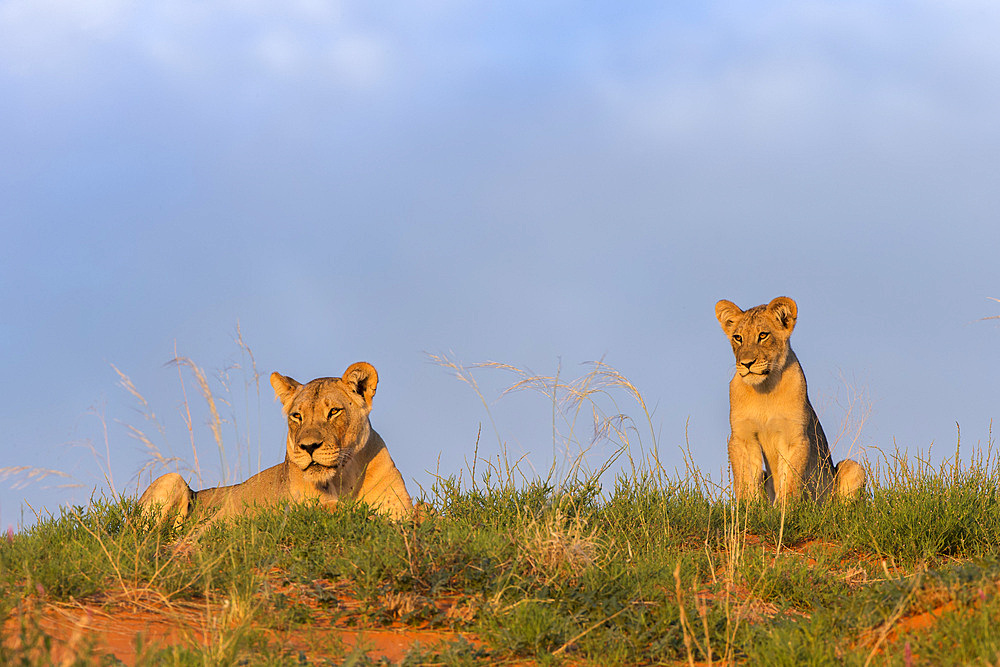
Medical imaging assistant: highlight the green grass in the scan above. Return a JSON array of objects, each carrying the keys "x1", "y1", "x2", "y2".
[
  {"x1": 3, "y1": 451, "x2": 1000, "y2": 665},
  {"x1": 3, "y1": 356, "x2": 999, "y2": 664}
]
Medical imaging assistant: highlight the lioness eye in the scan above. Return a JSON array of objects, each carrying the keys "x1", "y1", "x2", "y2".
[
  {"x1": 289, "y1": 412, "x2": 302, "y2": 423},
  {"x1": 759, "y1": 332, "x2": 769, "y2": 341},
  {"x1": 732, "y1": 334, "x2": 742, "y2": 344},
  {"x1": 327, "y1": 408, "x2": 342, "y2": 420}
]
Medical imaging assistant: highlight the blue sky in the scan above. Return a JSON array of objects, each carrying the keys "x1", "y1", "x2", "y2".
[{"x1": 2, "y1": 1, "x2": 999, "y2": 530}]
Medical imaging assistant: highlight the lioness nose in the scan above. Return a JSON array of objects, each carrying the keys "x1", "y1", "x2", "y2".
[
  {"x1": 741, "y1": 360, "x2": 755, "y2": 370},
  {"x1": 300, "y1": 442, "x2": 322, "y2": 456}
]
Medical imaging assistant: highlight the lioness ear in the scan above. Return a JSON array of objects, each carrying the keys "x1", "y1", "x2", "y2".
[
  {"x1": 270, "y1": 372, "x2": 301, "y2": 408},
  {"x1": 715, "y1": 300, "x2": 743, "y2": 335},
  {"x1": 767, "y1": 296, "x2": 798, "y2": 332},
  {"x1": 342, "y1": 362, "x2": 378, "y2": 409}
]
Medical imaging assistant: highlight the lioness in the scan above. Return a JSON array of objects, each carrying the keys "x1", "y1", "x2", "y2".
[
  {"x1": 715, "y1": 297, "x2": 865, "y2": 504},
  {"x1": 138, "y1": 362, "x2": 413, "y2": 523}
]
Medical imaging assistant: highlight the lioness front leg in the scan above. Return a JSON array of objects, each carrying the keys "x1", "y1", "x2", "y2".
[
  {"x1": 138, "y1": 472, "x2": 194, "y2": 527},
  {"x1": 728, "y1": 435, "x2": 764, "y2": 502}
]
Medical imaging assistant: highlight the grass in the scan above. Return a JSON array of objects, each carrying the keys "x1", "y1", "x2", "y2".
[
  {"x1": 4, "y1": 444, "x2": 1000, "y2": 664},
  {"x1": 3, "y1": 355, "x2": 1000, "y2": 664}
]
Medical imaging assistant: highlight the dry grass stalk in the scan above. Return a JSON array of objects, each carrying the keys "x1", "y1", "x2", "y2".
[
  {"x1": 432, "y1": 354, "x2": 661, "y2": 492},
  {"x1": 232, "y1": 322, "x2": 264, "y2": 479},
  {"x1": 0, "y1": 466, "x2": 76, "y2": 491},
  {"x1": 84, "y1": 405, "x2": 117, "y2": 496},
  {"x1": 444, "y1": 600, "x2": 478, "y2": 624},
  {"x1": 379, "y1": 592, "x2": 426, "y2": 618},
  {"x1": 520, "y1": 510, "x2": 603, "y2": 583},
  {"x1": 828, "y1": 373, "x2": 872, "y2": 464},
  {"x1": 980, "y1": 296, "x2": 1000, "y2": 321},
  {"x1": 701, "y1": 497, "x2": 756, "y2": 665},
  {"x1": 127, "y1": 423, "x2": 184, "y2": 482},
  {"x1": 860, "y1": 572, "x2": 924, "y2": 666},
  {"x1": 426, "y1": 351, "x2": 504, "y2": 454},
  {"x1": 111, "y1": 365, "x2": 188, "y2": 486},
  {"x1": 674, "y1": 561, "x2": 709, "y2": 666},
  {"x1": 169, "y1": 354, "x2": 227, "y2": 483},
  {"x1": 552, "y1": 604, "x2": 631, "y2": 657},
  {"x1": 120, "y1": 341, "x2": 267, "y2": 491},
  {"x1": 483, "y1": 358, "x2": 656, "y2": 464}
]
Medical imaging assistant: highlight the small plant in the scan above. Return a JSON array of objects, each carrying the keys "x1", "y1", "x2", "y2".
[{"x1": 519, "y1": 507, "x2": 604, "y2": 584}]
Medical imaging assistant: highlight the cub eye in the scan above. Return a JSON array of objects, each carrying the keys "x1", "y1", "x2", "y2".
[
  {"x1": 327, "y1": 408, "x2": 342, "y2": 420},
  {"x1": 758, "y1": 332, "x2": 769, "y2": 342},
  {"x1": 732, "y1": 334, "x2": 742, "y2": 344},
  {"x1": 289, "y1": 412, "x2": 302, "y2": 423}
]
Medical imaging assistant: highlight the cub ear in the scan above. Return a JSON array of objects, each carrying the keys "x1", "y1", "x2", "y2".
[
  {"x1": 715, "y1": 300, "x2": 743, "y2": 335},
  {"x1": 767, "y1": 296, "x2": 798, "y2": 332},
  {"x1": 270, "y1": 372, "x2": 301, "y2": 408},
  {"x1": 342, "y1": 362, "x2": 378, "y2": 409}
]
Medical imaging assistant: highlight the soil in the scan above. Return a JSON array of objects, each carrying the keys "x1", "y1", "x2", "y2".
[
  {"x1": 4, "y1": 600, "x2": 483, "y2": 664},
  {"x1": 3, "y1": 573, "x2": 486, "y2": 665}
]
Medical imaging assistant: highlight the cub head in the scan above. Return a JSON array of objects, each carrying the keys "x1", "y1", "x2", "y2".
[
  {"x1": 269, "y1": 362, "x2": 378, "y2": 484},
  {"x1": 715, "y1": 296, "x2": 797, "y2": 386}
]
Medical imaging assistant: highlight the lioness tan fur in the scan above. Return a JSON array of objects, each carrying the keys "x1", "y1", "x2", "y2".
[
  {"x1": 715, "y1": 297, "x2": 865, "y2": 503},
  {"x1": 138, "y1": 362, "x2": 413, "y2": 523}
]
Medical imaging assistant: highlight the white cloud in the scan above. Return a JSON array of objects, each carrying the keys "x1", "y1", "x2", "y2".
[
  {"x1": 1, "y1": 0, "x2": 392, "y2": 91},
  {"x1": 323, "y1": 34, "x2": 388, "y2": 88},
  {"x1": 592, "y1": 1, "x2": 1000, "y2": 151},
  {"x1": 255, "y1": 30, "x2": 304, "y2": 76},
  {"x1": 248, "y1": 27, "x2": 390, "y2": 90},
  {"x1": 0, "y1": 0, "x2": 132, "y2": 75}
]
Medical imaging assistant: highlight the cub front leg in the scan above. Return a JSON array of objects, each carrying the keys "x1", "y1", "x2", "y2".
[
  {"x1": 771, "y1": 440, "x2": 809, "y2": 505},
  {"x1": 728, "y1": 434, "x2": 764, "y2": 502},
  {"x1": 138, "y1": 472, "x2": 194, "y2": 527}
]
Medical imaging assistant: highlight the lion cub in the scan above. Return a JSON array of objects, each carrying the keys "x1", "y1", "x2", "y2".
[
  {"x1": 139, "y1": 362, "x2": 413, "y2": 523},
  {"x1": 715, "y1": 297, "x2": 865, "y2": 504}
]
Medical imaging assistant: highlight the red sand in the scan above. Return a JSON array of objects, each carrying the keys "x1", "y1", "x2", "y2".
[{"x1": 3, "y1": 597, "x2": 483, "y2": 665}]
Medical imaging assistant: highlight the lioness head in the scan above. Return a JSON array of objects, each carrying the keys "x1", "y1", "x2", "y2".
[
  {"x1": 715, "y1": 296, "x2": 797, "y2": 386},
  {"x1": 269, "y1": 362, "x2": 378, "y2": 485}
]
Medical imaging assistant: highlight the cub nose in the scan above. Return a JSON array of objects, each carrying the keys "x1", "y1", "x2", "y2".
[
  {"x1": 300, "y1": 442, "x2": 322, "y2": 457},
  {"x1": 741, "y1": 360, "x2": 755, "y2": 370}
]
